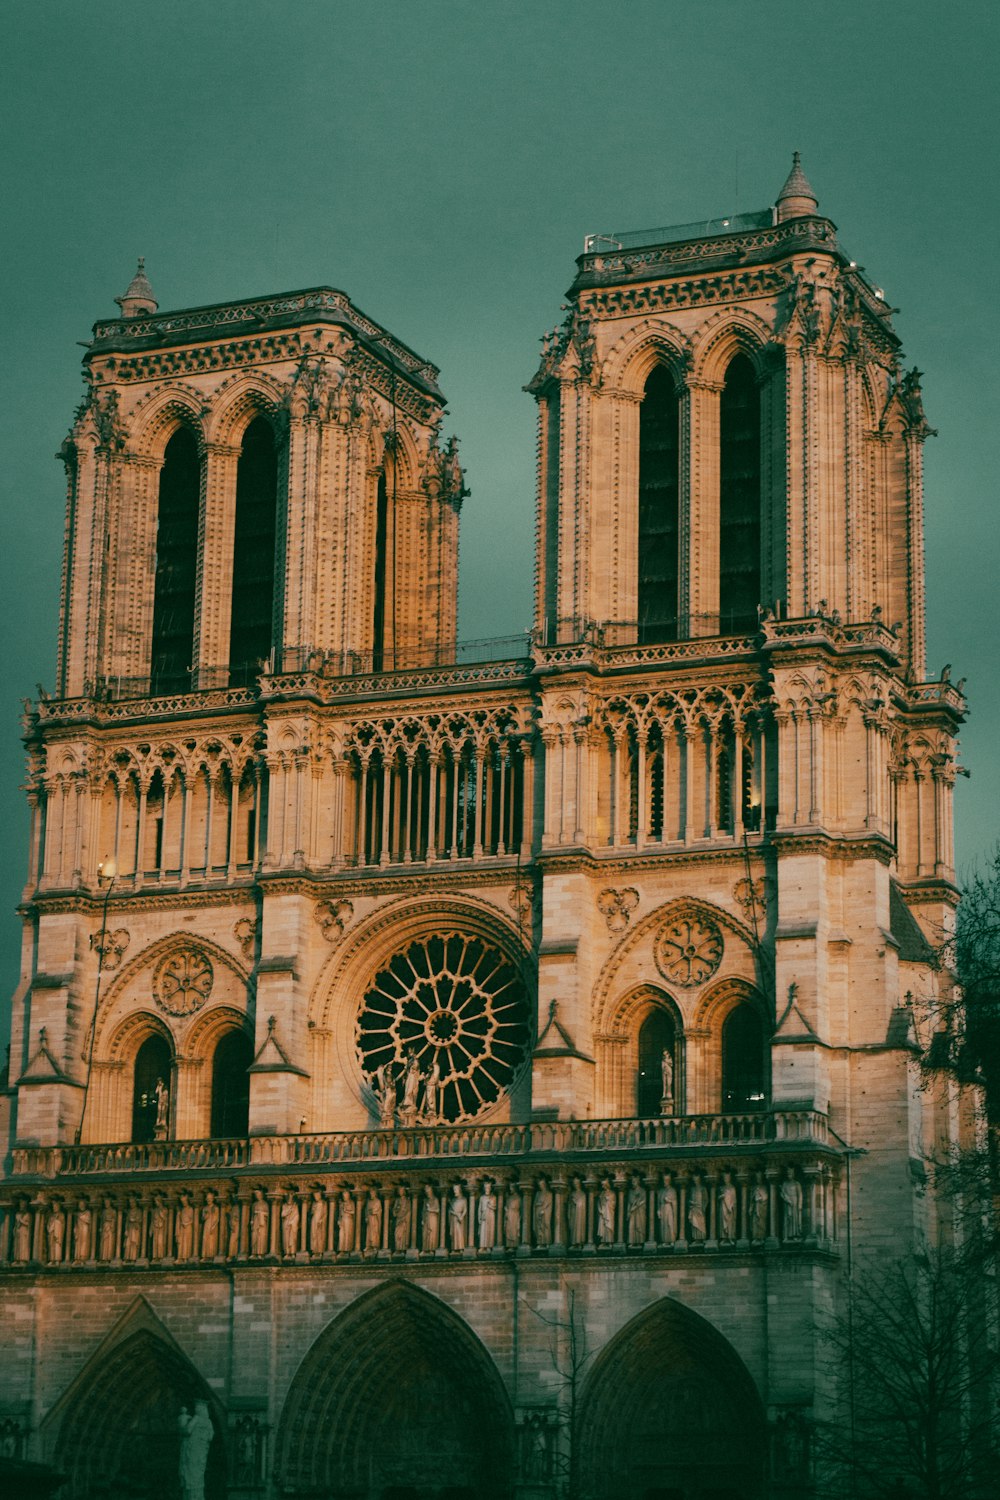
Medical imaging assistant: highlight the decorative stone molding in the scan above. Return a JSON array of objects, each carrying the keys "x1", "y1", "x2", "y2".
[
  {"x1": 233, "y1": 917, "x2": 257, "y2": 960},
  {"x1": 153, "y1": 948, "x2": 214, "y2": 1017},
  {"x1": 90, "y1": 927, "x2": 130, "y2": 971},
  {"x1": 597, "y1": 888, "x2": 639, "y2": 934},
  {"x1": 654, "y1": 914, "x2": 724, "y2": 987},
  {"x1": 314, "y1": 899, "x2": 353, "y2": 943}
]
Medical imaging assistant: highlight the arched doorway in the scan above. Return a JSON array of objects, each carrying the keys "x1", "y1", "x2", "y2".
[
  {"x1": 275, "y1": 1280, "x2": 515, "y2": 1499},
  {"x1": 576, "y1": 1297, "x2": 766, "y2": 1500},
  {"x1": 131, "y1": 1033, "x2": 171, "y2": 1143},
  {"x1": 52, "y1": 1328, "x2": 226, "y2": 1499}
]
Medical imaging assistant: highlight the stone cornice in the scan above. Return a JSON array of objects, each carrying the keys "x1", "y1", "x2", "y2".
[{"x1": 535, "y1": 844, "x2": 769, "y2": 877}]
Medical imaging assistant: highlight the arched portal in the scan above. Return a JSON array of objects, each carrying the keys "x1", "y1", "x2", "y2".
[
  {"x1": 52, "y1": 1329, "x2": 226, "y2": 1500},
  {"x1": 275, "y1": 1280, "x2": 515, "y2": 1499},
  {"x1": 577, "y1": 1297, "x2": 766, "y2": 1500}
]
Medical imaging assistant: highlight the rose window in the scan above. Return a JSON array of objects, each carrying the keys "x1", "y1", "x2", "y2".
[
  {"x1": 654, "y1": 915, "x2": 723, "y2": 987},
  {"x1": 356, "y1": 932, "x2": 532, "y2": 1123},
  {"x1": 154, "y1": 948, "x2": 214, "y2": 1016}
]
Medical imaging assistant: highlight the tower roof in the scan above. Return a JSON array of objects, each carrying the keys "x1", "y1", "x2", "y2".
[
  {"x1": 115, "y1": 257, "x2": 157, "y2": 317},
  {"x1": 776, "y1": 152, "x2": 819, "y2": 221}
]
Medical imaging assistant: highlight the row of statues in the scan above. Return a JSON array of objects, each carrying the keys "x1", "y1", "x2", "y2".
[
  {"x1": 4, "y1": 1166, "x2": 809, "y2": 1263},
  {"x1": 373, "y1": 1049, "x2": 443, "y2": 1129}
]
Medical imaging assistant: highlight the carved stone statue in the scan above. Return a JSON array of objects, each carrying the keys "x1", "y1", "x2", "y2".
[
  {"x1": 376, "y1": 1063, "x2": 397, "y2": 1129},
  {"x1": 151, "y1": 1197, "x2": 169, "y2": 1260},
  {"x1": 123, "y1": 1199, "x2": 143, "y2": 1261},
  {"x1": 364, "y1": 1189, "x2": 383, "y2": 1252},
  {"x1": 596, "y1": 1181, "x2": 615, "y2": 1246},
  {"x1": 421, "y1": 1183, "x2": 440, "y2": 1252},
  {"x1": 657, "y1": 1173, "x2": 677, "y2": 1245},
  {"x1": 226, "y1": 1198, "x2": 241, "y2": 1259},
  {"x1": 660, "y1": 1046, "x2": 674, "y2": 1107},
  {"x1": 780, "y1": 1167, "x2": 803, "y2": 1240},
  {"x1": 422, "y1": 1054, "x2": 441, "y2": 1124},
  {"x1": 201, "y1": 1192, "x2": 221, "y2": 1260},
  {"x1": 532, "y1": 1179, "x2": 552, "y2": 1247},
  {"x1": 687, "y1": 1176, "x2": 707, "y2": 1243},
  {"x1": 719, "y1": 1172, "x2": 738, "y2": 1243},
  {"x1": 46, "y1": 1203, "x2": 66, "y2": 1263},
  {"x1": 750, "y1": 1172, "x2": 769, "y2": 1242},
  {"x1": 337, "y1": 1190, "x2": 356, "y2": 1253},
  {"x1": 176, "y1": 1194, "x2": 195, "y2": 1260},
  {"x1": 503, "y1": 1185, "x2": 522, "y2": 1248},
  {"x1": 13, "y1": 1202, "x2": 32, "y2": 1262},
  {"x1": 73, "y1": 1200, "x2": 93, "y2": 1262},
  {"x1": 391, "y1": 1186, "x2": 411, "y2": 1252},
  {"x1": 178, "y1": 1400, "x2": 214, "y2": 1500},
  {"x1": 400, "y1": 1050, "x2": 423, "y2": 1127},
  {"x1": 477, "y1": 1181, "x2": 497, "y2": 1250},
  {"x1": 626, "y1": 1174, "x2": 647, "y2": 1246},
  {"x1": 448, "y1": 1183, "x2": 468, "y2": 1250},
  {"x1": 98, "y1": 1198, "x2": 117, "y2": 1261},
  {"x1": 153, "y1": 1076, "x2": 169, "y2": 1139},
  {"x1": 281, "y1": 1194, "x2": 300, "y2": 1258},
  {"x1": 308, "y1": 1191, "x2": 327, "y2": 1256},
  {"x1": 250, "y1": 1190, "x2": 269, "y2": 1257},
  {"x1": 567, "y1": 1178, "x2": 587, "y2": 1247}
]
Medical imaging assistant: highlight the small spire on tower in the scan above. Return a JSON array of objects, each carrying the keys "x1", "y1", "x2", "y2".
[
  {"x1": 775, "y1": 152, "x2": 819, "y2": 222},
  {"x1": 115, "y1": 257, "x2": 158, "y2": 318}
]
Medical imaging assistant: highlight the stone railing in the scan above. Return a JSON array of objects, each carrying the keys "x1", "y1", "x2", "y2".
[{"x1": 9, "y1": 1109, "x2": 831, "y2": 1181}]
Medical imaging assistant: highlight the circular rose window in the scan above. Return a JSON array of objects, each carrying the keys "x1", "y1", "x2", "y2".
[
  {"x1": 356, "y1": 932, "x2": 532, "y2": 1123},
  {"x1": 654, "y1": 915, "x2": 724, "y2": 988}
]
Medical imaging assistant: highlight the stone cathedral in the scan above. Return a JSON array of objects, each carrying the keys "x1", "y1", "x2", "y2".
[{"x1": 0, "y1": 158, "x2": 973, "y2": 1499}]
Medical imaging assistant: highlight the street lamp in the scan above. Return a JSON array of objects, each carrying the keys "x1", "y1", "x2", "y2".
[{"x1": 75, "y1": 859, "x2": 116, "y2": 1145}]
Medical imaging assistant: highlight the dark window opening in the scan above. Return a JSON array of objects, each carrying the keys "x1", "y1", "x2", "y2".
[
  {"x1": 637, "y1": 1008, "x2": 677, "y2": 1117},
  {"x1": 150, "y1": 428, "x2": 200, "y2": 694},
  {"x1": 722, "y1": 1003, "x2": 767, "y2": 1111},
  {"x1": 720, "y1": 355, "x2": 761, "y2": 635},
  {"x1": 638, "y1": 366, "x2": 680, "y2": 643},
  {"x1": 372, "y1": 471, "x2": 389, "y2": 671},
  {"x1": 229, "y1": 418, "x2": 278, "y2": 683},
  {"x1": 131, "y1": 1034, "x2": 171, "y2": 1144},
  {"x1": 210, "y1": 1030, "x2": 252, "y2": 1137}
]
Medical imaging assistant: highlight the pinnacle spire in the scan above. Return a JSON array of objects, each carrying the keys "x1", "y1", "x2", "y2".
[
  {"x1": 776, "y1": 152, "x2": 819, "y2": 222},
  {"x1": 115, "y1": 257, "x2": 158, "y2": 317}
]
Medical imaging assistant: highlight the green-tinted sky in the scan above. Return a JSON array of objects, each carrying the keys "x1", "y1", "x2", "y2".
[{"x1": 1, "y1": 0, "x2": 998, "y2": 1035}]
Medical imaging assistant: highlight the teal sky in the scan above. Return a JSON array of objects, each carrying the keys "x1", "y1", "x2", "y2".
[{"x1": 1, "y1": 1, "x2": 997, "y2": 1039}]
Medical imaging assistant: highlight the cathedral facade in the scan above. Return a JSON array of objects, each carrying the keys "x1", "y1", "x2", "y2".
[{"x1": 0, "y1": 159, "x2": 971, "y2": 1499}]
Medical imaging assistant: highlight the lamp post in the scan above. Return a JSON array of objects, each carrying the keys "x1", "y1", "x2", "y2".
[{"x1": 75, "y1": 859, "x2": 116, "y2": 1145}]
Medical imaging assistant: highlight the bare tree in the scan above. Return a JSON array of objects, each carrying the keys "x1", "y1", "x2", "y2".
[
  {"x1": 523, "y1": 1286, "x2": 595, "y2": 1499},
  {"x1": 816, "y1": 1249, "x2": 999, "y2": 1500}
]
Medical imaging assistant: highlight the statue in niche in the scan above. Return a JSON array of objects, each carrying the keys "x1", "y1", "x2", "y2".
[
  {"x1": 596, "y1": 1181, "x2": 615, "y2": 1246},
  {"x1": 780, "y1": 1167, "x2": 803, "y2": 1240},
  {"x1": 178, "y1": 1400, "x2": 214, "y2": 1500},
  {"x1": 250, "y1": 1190, "x2": 269, "y2": 1257},
  {"x1": 123, "y1": 1198, "x2": 143, "y2": 1261},
  {"x1": 687, "y1": 1176, "x2": 707, "y2": 1243},
  {"x1": 151, "y1": 1196, "x2": 169, "y2": 1260},
  {"x1": 13, "y1": 1202, "x2": 32, "y2": 1262},
  {"x1": 73, "y1": 1200, "x2": 93, "y2": 1262},
  {"x1": 201, "y1": 1191, "x2": 221, "y2": 1259},
  {"x1": 337, "y1": 1190, "x2": 356, "y2": 1253},
  {"x1": 448, "y1": 1183, "x2": 468, "y2": 1251},
  {"x1": 657, "y1": 1173, "x2": 678, "y2": 1245},
  {"x1": 504, "y1": 1185, "x2": 522, "y2": 1248},
  {"x1": 532, "y1": 1179, "x2": 553, "y2": 1247},
  {"x1": 308, "y1": 1190, "x2": 327, "y2": 1255},
  {"x1": 660, "y1": 1047, "x2": 674, "y2": 1110},
  {"x1": 422, "y1": 1053, "x2": 442, "y2": 1124},
  {"x1": 750, "y1": 1172, "x2": 769, "y2": 1242},
  {"x1": 281, "y1": 1193, "x2": 300, "y2": 1258},
  {"x1": 225, "y1": 1198, "x2": 241, "y2": 1259},
  {"x1": 391, "y1": 1186, "x2": 411, "y2": 1251},
  {"x1": 421, "y1": 1183, "x2": 440, "y2": 1252},
  {"x1": 98, "y1": 1198, "x2": 117, "y2": 1261},
  {"x1": 477, "y1": 1181, "x2": 497, "y2": 1250},
  {"x1": 364, "y1": 1188, "x2": 383, "y2": 1252},
  {"x1": 153, "y1": 1076, "x2": 169, "y2": 1140},
  {"x1": 375, "y1": 1063, "x2": 397, "y2": 1129},
  {"x1": 400, "y1": 1050, "x2": 422, "y2": 1127},
  {"x1": 719, "y1": 1172, "x2": 738, "y2": 1243},
  {"x1": 567, "y1": 1178, "x2": 587, "y2": 1247},
  {"x1": 176, "y1": 1194, "x2": 195, "y2": 1260},
  {"x1": 46, "y1": 1202, "x2": 66, "y2": 1263},
  {"x1": 626, "y1": 1174, "x2": 647, "y2": 1245}
]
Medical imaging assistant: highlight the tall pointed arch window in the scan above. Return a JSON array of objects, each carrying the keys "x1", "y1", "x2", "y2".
[
  {"x1": 210, "y1": 1030, "x2": 252, "y2": 1137},
  {"x1": 131, "y1": 1034, "x2": 172, "y2": 1143},
  {"x1": 719, "y1": 354, "x2": 762, "y2": 634},
  {"x1": 638, "y1": 365, "x2": 680, "y2": 643},
  {"x1": 637, "y1": 1007, "x2": 677, "y2": 1117},
  {"x1": 150, "y1": 427, "x2": 200, "y2": 694},
  {"x1": 371, "y1": 471, "x2": 389, "y2": 671},
  {"x1": 721, "y1": 1002, "x2": 767, "y2": 1111},
  {"x1": 229, "y1": 417, "x2": 278, "y2": 683}
]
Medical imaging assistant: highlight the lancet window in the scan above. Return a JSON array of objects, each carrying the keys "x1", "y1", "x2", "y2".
[
  {"x1": 210, "y1": 1030, "x2": 252, "y2": 1138},
  {"x1": 721, "y1": 1003, "x2": 767, "y2": 1111},
  {"x1": 719, "y1": 355, "x2": 762, "y2": 634},
  {"x1": 150, "y1": 427, "x2": 200, "y2": 694},
  {"x1": 131, "y1": 1034, "x2": 171, "y2": 1143},
  {"x1": 637, "y1": 1008, "x2": 677, "y2": 1117},
  {"x1": 372, "y1": 471, "x2": 389, "y2": 671},
  {"x1": 229, "y1": 417, "x2": 279, "y2": 683},
  {"x1": 638, "y1": 365, "x2": 681, "y2": 643}
]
